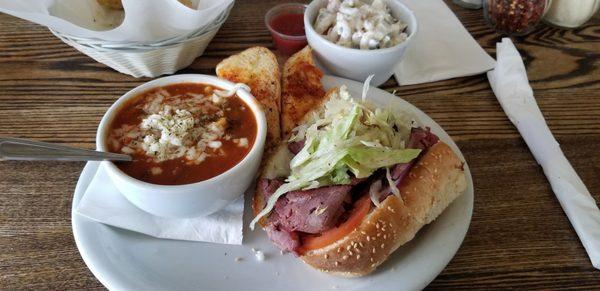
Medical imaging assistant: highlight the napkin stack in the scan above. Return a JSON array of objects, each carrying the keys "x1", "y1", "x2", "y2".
[
  {"x1": 488, "y1": 38, "x2": 600, "y2": 269},
  {"x1": 77, "y1": 163, "x2": 244, "y2": 245},
  {"x1": 394, "y1": 0, "x2": 496, "y2": 85}
]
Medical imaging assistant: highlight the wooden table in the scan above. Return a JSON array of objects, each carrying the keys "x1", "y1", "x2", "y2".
[{"x1": 1, "y1": 1, "x2": 598, "y2": 289}]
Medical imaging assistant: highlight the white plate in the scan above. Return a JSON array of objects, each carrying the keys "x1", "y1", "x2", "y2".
[{"x1": 72, "y1": 76, "x2": 474, "y2": 291}]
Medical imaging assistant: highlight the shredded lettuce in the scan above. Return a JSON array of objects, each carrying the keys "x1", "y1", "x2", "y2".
[
  {"x1": 369, "y1": 179, "x2": 383, "y2": 208},
  {"x1": 386, "y1": 166, "x2": 401, "y2": 198},
  {"x1": 250, "y1": 83, "x2": 420, "y2": 229},
  {"x1": 347, "y1": 147, "x2": 421, "y2": 172}
]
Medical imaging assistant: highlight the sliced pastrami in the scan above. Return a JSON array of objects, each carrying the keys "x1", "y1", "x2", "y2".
[
  {"x1": 288, "y1": 140, "x2": 305, "y2": 155},
  {"x1": 258, "y1": 178, "x2": 284, "y2": 199},
  {"x1": 264, "y1": 223, "x2": 301, "y2": 255},
  {"x1": 407, "y1": 127, "x2": 439, "y2": 150},
  {"x1": 274, "y1": 185, "x2": 352, "y2": 234}
]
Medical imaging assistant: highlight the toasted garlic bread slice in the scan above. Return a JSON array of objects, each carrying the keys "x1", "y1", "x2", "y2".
[
  {"x1": 281, "y1": 46, "x2": 326, "y2": 138},
  {"x1": 216, "y1": 47, "x2": 281, "y2": 148}
]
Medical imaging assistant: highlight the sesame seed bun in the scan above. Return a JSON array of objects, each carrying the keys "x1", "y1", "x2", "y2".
[
  {"x1": 299, "y1": 141, "x2": 466, "y2": 276},
  {"x1": 254, "y1": 138, "x2": 466, "y2": 276}
]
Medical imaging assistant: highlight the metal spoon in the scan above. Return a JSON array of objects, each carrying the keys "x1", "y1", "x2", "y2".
[{"x1": 0, "y1": 138, "x2": 132, "y2": 162}]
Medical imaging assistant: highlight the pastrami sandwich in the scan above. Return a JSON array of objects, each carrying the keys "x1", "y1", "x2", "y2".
[{"x1": 250, "y1": 83, "x2": 467, "y2": 277}]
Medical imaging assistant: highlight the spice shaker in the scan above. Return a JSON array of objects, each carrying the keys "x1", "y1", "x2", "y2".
[
  {"x1": 484, "y1": 0, "x2": 550, "y2": 36},
  {"x1": 453, "y1": 0, "x2": 483, "y2": 9},
  {"x1": 544, "y1": 0, "x2": 600, "y2": 28}
]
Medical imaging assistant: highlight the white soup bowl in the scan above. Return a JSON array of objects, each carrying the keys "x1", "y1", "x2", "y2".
[{"x1": 96, "y1": 74, "x2": 267, "y2": 218}]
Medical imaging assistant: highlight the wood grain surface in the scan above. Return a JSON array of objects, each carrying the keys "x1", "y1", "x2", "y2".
[{"x1": 0, "y1": 0, "x2": 599, "y2": 290}]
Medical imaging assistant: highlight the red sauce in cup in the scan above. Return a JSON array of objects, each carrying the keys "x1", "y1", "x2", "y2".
[
  {"x1": 270, "y1": 13, "x2": 305, "y2": 36},
  {"x1": 265, "y1": 4, "x2": 307, "y2": 55}
]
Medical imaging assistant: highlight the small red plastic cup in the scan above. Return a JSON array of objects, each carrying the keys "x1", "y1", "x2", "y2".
[{"x1": 265, "y1": 3, "x2": 308, "y2": 56}]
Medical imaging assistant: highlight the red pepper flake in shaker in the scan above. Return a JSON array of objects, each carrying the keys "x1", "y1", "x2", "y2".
[{"x1": 484, "y1": 0, "x2": 549, "y2": 36}]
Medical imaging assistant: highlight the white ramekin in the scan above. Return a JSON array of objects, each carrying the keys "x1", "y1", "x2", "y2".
[
  {"x1": 96, "y1": 74, "x2": 267, "y2": 218},
  {"x1": 304, "y1": 0, "x2": 418, "y2": 86}
]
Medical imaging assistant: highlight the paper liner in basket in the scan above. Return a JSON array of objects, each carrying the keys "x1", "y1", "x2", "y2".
[{"x1": 0, "y1": 0, "x2": 234, "y2": 43}]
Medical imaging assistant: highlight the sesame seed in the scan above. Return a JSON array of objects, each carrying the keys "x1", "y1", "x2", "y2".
[
  {"x1": 346, "y1": 245, "x2": 352, "y2": 251},
  {"x1": 356, "y1": 254, "x2": 361, "y2": 260},
  {"x1": 366, "y1": 236, "x2": 371, "y2": 242},
  {"x1": 370, "y1": 258, "x2": 374, "y2": 262},
  {"x1": 349, "y1": 251, "x2": 354, "y2": 256},
  {"x1": 335, "y1": 261, "x2": 339, "y2": 266},
  {"x1": 342, "y1": 255, "x2": 349, "y2": 260},
  {"x1": 381, "y1": 243, "x2": 385, "y2": 249},
  {"x1": 360, "y1": 231, "x2": 366, "y2": 235},
  {"x1": 387, "y1": 206, "x2": 395, "y2": 213},
  {"x1": 359, "y1": 242, "x2": 364, "y2": 247},
  {"x1": 372, "y1": 248, "x2": 376, "y2": 253},
  {"x1": 371, "y1": 263, "x2": 376, "y2": 268},
  {"x1": 383, "y1": 234, "x2": 387, "y2": 239}
]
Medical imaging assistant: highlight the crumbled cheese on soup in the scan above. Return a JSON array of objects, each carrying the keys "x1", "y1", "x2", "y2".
[
  {"x1": 110, "y1": 84, "x2": 250, "y2": 164},
  {"x1": 234, "y1": 138, "x2": 249, "y2": 148},
  {"x1": 141, "y1": 106, "x2": 195, "y2": 157},
  {"x1": 151, "y1": 167, "x2": 163, "y2": 175}
]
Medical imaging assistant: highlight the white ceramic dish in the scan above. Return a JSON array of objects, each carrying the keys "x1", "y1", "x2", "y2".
[
  {"x1": 73, "y1": 75, "x2": 473, "y2": 291},
  {"x1": 304, "y1": 0, "x2": 418, "y2": 86},
  {"x1": 96, "y1": 74, "x2": 267, "y2": 218}
]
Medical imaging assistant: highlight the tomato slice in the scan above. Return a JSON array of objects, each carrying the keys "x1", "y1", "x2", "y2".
[{"x1": 299, "y1": 194, "x2": 372, "y2": 254}]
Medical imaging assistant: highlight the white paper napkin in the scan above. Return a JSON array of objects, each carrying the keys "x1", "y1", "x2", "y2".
[
  {"x1": 0, "y1": 0, "x2": 233, "y2": 42},
  {"x1": 488, "y1": 38, "x2": 600, "y2": 269},
  {"x1": 394, "y1": 0, "x2": 495, "y2": 85},
  {"x1": 76, "y1": 162, "x2": 244, "y2": 244}
]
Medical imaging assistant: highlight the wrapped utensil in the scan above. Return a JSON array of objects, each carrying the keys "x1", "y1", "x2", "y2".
[{"x1": 488, "y1": 38, "x2": 600, "y2": 269}]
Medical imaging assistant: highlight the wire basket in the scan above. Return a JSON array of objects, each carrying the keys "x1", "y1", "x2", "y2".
[{"x1": 50, "y1": 3, "x2": 232, "y2": 78}]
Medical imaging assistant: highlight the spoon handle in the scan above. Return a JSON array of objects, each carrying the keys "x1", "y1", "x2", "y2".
[{"x1": 0, "y1": 138, "x2": 132, "y2": 162}]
